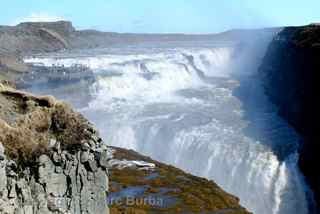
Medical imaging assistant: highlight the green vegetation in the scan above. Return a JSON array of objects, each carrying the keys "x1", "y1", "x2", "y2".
[{"x1": 109, "y1": 147, "x2": 250, "y2": 214}]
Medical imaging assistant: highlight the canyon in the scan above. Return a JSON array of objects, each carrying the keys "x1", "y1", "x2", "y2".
[{"x1": 1, "y1": 21, "x2": 319, "y2": 214}]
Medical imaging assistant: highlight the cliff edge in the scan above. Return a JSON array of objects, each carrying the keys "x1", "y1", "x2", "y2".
[
  {"x1": 259, "y1": 25, "x2": 320, "y2": 210},
  {"x1": 0, "y1": 83, "x2": 110, "y2": 214}
]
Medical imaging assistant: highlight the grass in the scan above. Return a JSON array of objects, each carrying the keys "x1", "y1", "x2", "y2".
[
  {"x1": 109, "y1": 147, "x2": 251, "y2": 214},
  {"x1": 0, "y1": 88, "x2": 93, "y2": 167}
]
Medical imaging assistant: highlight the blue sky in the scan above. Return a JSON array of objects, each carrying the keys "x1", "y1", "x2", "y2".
[{"x1": 1, "y1": 0, "x2": 319, "y2": 33}]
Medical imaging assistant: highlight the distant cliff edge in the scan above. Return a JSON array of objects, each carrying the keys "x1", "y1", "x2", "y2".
[{"x1": 0, "y1": 21, "x2": 279, "y2": 55}]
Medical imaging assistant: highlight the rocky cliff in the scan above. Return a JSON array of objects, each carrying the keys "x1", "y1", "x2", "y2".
[
  {"x1": 0, "y1": 84, "x2": 110, "y2": 214},
  {"x1": 259, "y1": 25, "x2": 320, "y2": 210},
  {"x1": 0, "y1": 21, "x2": 75, "y2": 55}
]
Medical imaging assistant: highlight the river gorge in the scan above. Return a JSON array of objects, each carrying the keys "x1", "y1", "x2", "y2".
[{"x1": 21, "y1": 38, "x2": 313, "y2": 214}]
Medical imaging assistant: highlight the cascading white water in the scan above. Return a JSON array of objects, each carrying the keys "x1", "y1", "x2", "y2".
[{"x1": 24, "y1": 44, "x2": 311, "y2": 214}]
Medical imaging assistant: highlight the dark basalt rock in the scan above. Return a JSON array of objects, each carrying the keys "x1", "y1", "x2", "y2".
[
  {"x1": 16, "y1": 64, "x2": 95, "y2": 89},
  {"x1": 259, "y1": 25, "x2": 320, "y2": 211}
]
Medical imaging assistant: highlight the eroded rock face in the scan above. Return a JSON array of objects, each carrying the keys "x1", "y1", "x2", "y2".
[
  {"x1": 0, "y1": 89, "x2": 110, "y2": 213},
  {"x1": 0, "y1": 140, "x2": 110, "y2": 214}
]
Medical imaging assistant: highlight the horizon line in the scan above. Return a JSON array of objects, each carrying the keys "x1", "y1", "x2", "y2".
[{"x1": 1, "y1": 20, "x2": 313, "y2": 35}]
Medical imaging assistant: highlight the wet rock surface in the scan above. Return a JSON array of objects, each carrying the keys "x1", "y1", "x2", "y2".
[
  {"x1": 16, "y1": 64, "x2": 95, "y2": 89},
  {"x1": 15, "y1": 64, "x2": 95, "y2": 109},
  {"x1": 108, "y1": 147, "x2": 250, "y2": 214},
  {"x1": 259, "y1": 25, "x2": 320, "y2": 211}
]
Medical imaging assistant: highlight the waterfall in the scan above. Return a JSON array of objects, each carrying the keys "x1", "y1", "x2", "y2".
[{"x1": 24, "y1": 44, "x2": 311, "y2": 214}]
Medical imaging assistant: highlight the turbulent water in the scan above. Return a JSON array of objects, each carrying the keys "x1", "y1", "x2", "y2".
[{"x1": 24, "y1": 42, "x2": 311, "y2": 214}]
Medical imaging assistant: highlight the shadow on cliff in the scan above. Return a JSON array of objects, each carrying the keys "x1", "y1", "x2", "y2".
[{"x1": 232, "y1": 75, "x2": 301, "y2": 161}]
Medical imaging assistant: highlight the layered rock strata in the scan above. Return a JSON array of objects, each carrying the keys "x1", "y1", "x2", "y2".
[{"x1": 0, "y1": 87, "x2": 110, "y2": 214}]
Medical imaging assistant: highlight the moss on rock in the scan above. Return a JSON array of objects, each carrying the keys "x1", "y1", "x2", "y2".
[{"x1": 109, "y1": 147, "x2": 250, "y2": 214}]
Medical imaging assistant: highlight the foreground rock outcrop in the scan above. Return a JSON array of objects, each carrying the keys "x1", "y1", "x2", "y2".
[
  {"x1": 259, "y1": 25, "x2": 320, "y2": 210},
  {"x1": 0, "y1": 85, "x2": 110, "y2": 214}
]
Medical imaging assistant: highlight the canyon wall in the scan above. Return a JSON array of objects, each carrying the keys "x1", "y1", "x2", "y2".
[{"x1": 259, "y1": 25, "x2": 320, "y2": 210}]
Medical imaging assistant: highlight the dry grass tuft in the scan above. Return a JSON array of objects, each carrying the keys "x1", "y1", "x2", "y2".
[
  {"x1": 51, "y1": 102, "x2": 93, "y2": 150},
  {"x1": 0, "y1": 89, "x2": 93, "y2": 166},
  {"x1": 0, "y1": 116, "x2": 50, "y2": 165}
]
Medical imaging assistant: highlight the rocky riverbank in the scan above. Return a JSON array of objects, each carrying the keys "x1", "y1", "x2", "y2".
[
  {"x1": 108, "y1": 147, "x2": 250, "y2": 214},
  {"x1": 259, "y1": 24, "x2": 320, "y2": 211}
]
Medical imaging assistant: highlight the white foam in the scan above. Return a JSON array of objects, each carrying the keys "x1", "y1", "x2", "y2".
[
  {"x1": 108, "y1": 159, "x2": 155, "y2": 170},
  {"x1": 184, "y1": 47, "x2": 234, "y2": 77},
  {"x1": 24, "y1": 46, "x2": 311, "y2": 214},
  {"x1": 102, "y1": 104, "x2": 308, "y2": 214}
]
